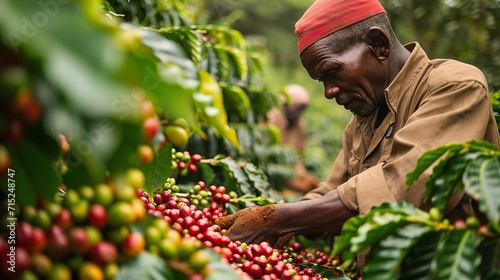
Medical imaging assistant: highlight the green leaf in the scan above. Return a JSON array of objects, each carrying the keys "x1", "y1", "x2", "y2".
[
  {"x1": 350, "y1": 212, "x2": 409, "y2": 254},
  {"x1": 172, "y1": 27, "x2": 205, "y2": 66},
  {"x1": 333, "y1": 215, "x2": 368, "y2": 266},
  {"x1": 7, "y1": 140, "x2": 61, "y2": 205},
  {"x1": 0, "y1": 1, "x2": 128, "y2": 119},
  {"x1": 430, "y1": 151, "x2": 472, "y2": 210},
  {"x1": 400, "y1": 231, "x2": 443, "y2": 280},
  {"x1": 464, "y1": 157, "x2": 500, "y2": 231},
  {"x1": 224, "y1": 46, "x2": 248, "y2": 81},
  {"x1": 133, "y1": 28, "x2": 200, "y2": 129},
  {"x1": 333, "y1": 202, "x2": 427, "y2": 267},
  {"x1": 212, "y1": 45, "x2": 231, "y2": 81},
  {"x1": 201, "y1": 47, "x2": 220, "y2": 79},
  {"x1": 362, "y1": 223, "x2": 432, "y2": 280},
  {"x1": 225, "y1": 202, "x2": 240, "y2": 215},
  {"x1": 467, "y1": 140, "x2": 500, "y2": 152},
  {"x1": 430, "y1": 229, "x2": 481, "y2": 280},
  {"x1": 222, "y1": 85, "x2": 252, "y2": 121},
  {"x1": 199, "y1": 162, "x2": 217, "y2": 185},
  {"x1": 194, "y1": 70, "x2": 240, "y2": 152},
  {"x1": 423, "y1": 145, "x2": 464, "y2": 203},
  {"x1": 138, "y1": 27, "x2": 198, "y2": 80},
  {"x1": 140, "y1": 144, "x2": 173, "y2": 196},
  {"x1": 218, "y1": 158, "x2": 252, "y2": 196},
  {"x1": 478, "y1": 236, "x2": 500, "y2": 279},
  {"x1": 406, "y1": 144, "x2": 459, "y2": 187},
  {"x1": 116, "y1": 252, "x2": 174, "y2": 280},
  {"x1": 240, "y1": 161, "x2": 270, "y2": 197}
]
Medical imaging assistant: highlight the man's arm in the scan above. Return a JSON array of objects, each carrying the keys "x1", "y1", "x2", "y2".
[{"x1": 215, "y1": 190, "x2": 356, "y2": 247}]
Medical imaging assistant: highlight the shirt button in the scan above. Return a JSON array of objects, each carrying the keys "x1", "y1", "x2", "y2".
[{"x1": 364, "y1": 159, "x2": 371, "y2": 167}]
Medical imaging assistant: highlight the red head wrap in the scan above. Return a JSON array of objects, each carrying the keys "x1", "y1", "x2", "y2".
[{"x1": 295, "y1": 0, "x2": 386, "y2": 55}]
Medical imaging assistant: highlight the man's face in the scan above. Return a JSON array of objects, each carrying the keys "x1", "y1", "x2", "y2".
[{"x1": 300, "y1": 35, "x2": 388, "y2": 117}]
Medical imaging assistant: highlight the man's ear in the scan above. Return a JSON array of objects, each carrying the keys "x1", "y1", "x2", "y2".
[{"x1": 366, "y1": 26, "x2": 390, "y2": 61}]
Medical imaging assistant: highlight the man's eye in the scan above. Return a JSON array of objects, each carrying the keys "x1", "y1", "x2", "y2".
[{"x1": 325, "y1": 69, "x2": 339, "y2": 78}]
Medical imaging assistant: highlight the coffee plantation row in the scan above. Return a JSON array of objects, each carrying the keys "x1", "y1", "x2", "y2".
[{"x1": 2, "y1": 159, "x2": 353, "y2": 280}]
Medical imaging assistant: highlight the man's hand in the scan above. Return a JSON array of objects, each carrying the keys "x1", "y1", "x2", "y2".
[
  {"x1": 216, "y1": 190, "x2": 356, "y2": 248},
  {"x1": 215, "y1": 205, "x2": 293, "y2": 248}
]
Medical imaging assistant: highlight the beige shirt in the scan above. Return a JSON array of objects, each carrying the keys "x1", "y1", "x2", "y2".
[{"x1": 303, "y1": 42, "x2": 500, "y2": 217}]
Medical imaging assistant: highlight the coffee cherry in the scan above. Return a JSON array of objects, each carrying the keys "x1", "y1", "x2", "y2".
[
  {"x1": 159, "y1": 239, "x2": 179, "y2": 259},
  {"x1": 94, "y1": 184, "x2": 114, "y2": 207},
  {"x1": 30, "y1": 227, "x2": 47, "y2": 253},
  {"x1": 188, "y1": 249, "x2": 210, "y2": 271},
  {"x1": 49, "y1": 263, "x2": 71, "y2": 280},
  {"x1": 139, "y1": 100, "x2": 155, "y2": 118},
  {"x1": 142, "y1": 117, "x2": 160, "y2": 141},
  {"x1": 188, "y1": 163, "x2": 198, "y2": 173},
  {"x1": 46, "y1": 224, "x2": 69, "y2": 260},
  {"x1": 79, "y1": 262, "x2": 104, "y2": 280},
  {"x1": 191, "y1": 154, "x2": 202, "y2": 163},
  {"x1": 87, "y1": 204, "x2": 107, "y2": 229},
  {"x1": 69, "y1": 227, "x2": 91, "y2": 254},
  {"x1": 160, "y1": 190, "x2": 172, "y2": 202},
  {"x1": 108, "y1": 202, "x2": 136, "y2": 227},
  {"x1": 89, "y1": 241, "x2": 118, "y2": 266},
  {"x1": 122, "y1": 231, "x2": 145, "y2": 258},
  {"x1": 115, "y1": 184, "x2": 136, "y2": 202},
  {"x1": 78, "y1": 185, "x2": 95, "y2": 202},
  {"x1": 31, "y1": 252, "x2": 52, "y2": 277},
  {"x1": 54, "y1": 208, "x2": 72, "y2": 230},
  {"x1": 153, "y1": 194, "x2": 163, "y2": 205},
  {"x1": 104, "y1": 262, "x2": 120, "y2": 280},
  {"x1": 126, "y1": 168, "x2": 145, "y2": 188},
  {"x1": 138, "y1": 144, "x2": 154, "y2": 163},
  {"x1": 454, "y1": 219, "x2": 467, "y2": 229}
]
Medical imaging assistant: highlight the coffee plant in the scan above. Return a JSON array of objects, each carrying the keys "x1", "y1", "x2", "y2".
[{"x1": 334, "y1": 139, "x2": 500, "y2": 280}]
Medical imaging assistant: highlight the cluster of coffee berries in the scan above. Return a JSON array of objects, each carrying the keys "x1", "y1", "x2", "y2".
[
  {"x1": 137, "y1": 179, "x2": 333, "y2": 280},
  {"x1": 1, "y1": 180, "x2": 146, "y2": 279},
  {"x1": 220, "y1": 241, "x2": 327, "y2": 280},
  {"x1": 429, "y1": 207, "x2": 494, "y2": 236},
  {"x1": 138, "y1": 101, "x2": 193, "y2": 164},
  {"x1": 0, "y1": 88, "x2": 42, "y2": 145},
  {"x1": 171, "y1": 149, "x2": 203, "y2": 176},
  {"x1": 0, "y1": 170, "x2": 222, "y2": 280},
  {"x1": 137, "y1": 179, "x2": 230, "y2": 226},
  {"x1": 282, "y1": 242, "x2": 332, "y2": 266}
]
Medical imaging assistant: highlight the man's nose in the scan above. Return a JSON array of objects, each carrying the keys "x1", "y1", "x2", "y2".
[{"x1": 324, "y1": 82, "x2": 341, "y2": 99}]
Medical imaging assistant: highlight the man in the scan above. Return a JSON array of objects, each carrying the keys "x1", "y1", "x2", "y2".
[
  {"x1": 216, "y1": 0, "x2": 500, "y2": 269},
  {"x1": 267, "y1": 84, "x2": 320, "y2": 193}
]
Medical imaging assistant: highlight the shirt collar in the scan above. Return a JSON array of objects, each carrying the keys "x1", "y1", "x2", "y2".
[{"x1": 384, "y1": 42, "x2": 430, "y2": 111}]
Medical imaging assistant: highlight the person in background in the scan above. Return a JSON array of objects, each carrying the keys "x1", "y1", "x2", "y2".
[
  {"x1": 216, "y1": 0, "x2": 500, "y2": 274},
  {"x1": 266, "y1": 84, "x2": 320, "y2": 193}
]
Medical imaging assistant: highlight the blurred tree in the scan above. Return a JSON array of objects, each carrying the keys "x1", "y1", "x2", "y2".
[{"x1": 381, "y1": 0, "x2": 500, "y2": 91}]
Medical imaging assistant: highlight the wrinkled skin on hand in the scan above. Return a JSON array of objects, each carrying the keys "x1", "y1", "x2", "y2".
[
  {"x1": 215, "y1": 205, "x2": 293, "y2": 248},
  {"x1": 216, "y1": 190, "x2": 357, "y2": 248}
]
